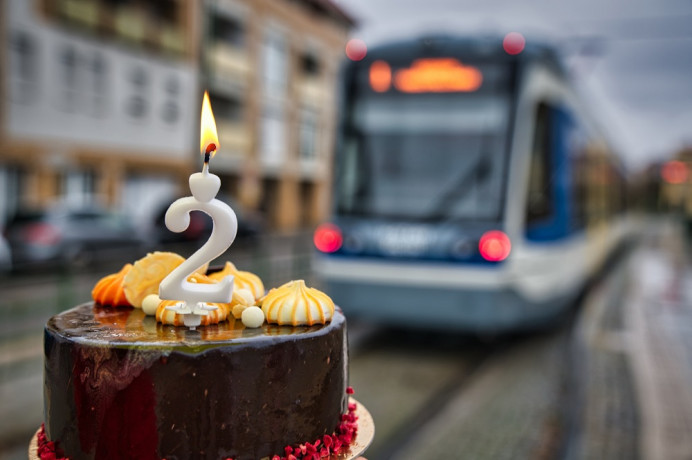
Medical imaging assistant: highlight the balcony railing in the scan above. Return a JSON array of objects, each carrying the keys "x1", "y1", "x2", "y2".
[
  {"x1": 296, "y1": 77, "x2": 326, "y2": 106},
  {"x1": 60, "y1": 0, "x2": 99, "y2": 29},
  {"x1": 114, "y1": 7, "x2": 147, "y2": 43},
  {"x1": 217, "y1": 121, "x2": 252, "y2": 158},
  {"x1": 207, "y1": 43, "x2": 251, "y2": 78}
]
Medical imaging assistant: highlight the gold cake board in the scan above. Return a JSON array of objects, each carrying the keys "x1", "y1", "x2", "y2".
[{"x1": 29, "y1": 398, "x2": 374, "y2": 460}]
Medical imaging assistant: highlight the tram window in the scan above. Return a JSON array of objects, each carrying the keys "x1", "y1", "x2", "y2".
[
  {"x1": 337, "y1": 59, "x2": 513, "y2": 222},
  {"x1": 526, "y1": 103, "x2": 552, "y2": 225},
  {"x1": 572, "y1": 154, "x2": 587, "y2": 229}
]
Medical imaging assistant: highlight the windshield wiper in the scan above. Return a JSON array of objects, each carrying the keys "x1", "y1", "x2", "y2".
[
  {"x1": 337, "y1": 127, "x2": 372, "y2": 216},
  {"x1": 423, "y1": 137, "x2": 493, "y2": 222}
]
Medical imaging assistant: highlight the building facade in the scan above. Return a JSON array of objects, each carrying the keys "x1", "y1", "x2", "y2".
[
  {"x1": 201, "y1": 0, "x2": 353, "y2": 230},
  {"x1": 0, "y1": 0, "x2": 353, "y2": 231}
]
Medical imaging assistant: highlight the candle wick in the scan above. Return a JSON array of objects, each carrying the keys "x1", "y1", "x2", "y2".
[
  {"x1": 202, "y1": 143, "x2": 215, "y2": 176},
  {"x1": 205, "y1": 143, "x2": 217, "y2": 155}
]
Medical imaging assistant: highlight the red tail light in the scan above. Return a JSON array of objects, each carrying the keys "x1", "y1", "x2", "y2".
[
  {"x1": 503, "y1": 32, "x2": 525, "y2": 55},
  {"x1": 479, "y1": 230, "x2": 511, "y2": 262},
  {"x1": 314, "y1": 223, "x2": 343, "y2": 253},
  {"x1": 25, "y1": 222, "x2": 61, "y2": 246}
]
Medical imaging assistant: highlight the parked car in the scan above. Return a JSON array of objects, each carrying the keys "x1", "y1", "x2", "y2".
[
  {"x1": 0, "y1": 234, "x2": 11, "y2": 274},
  {"x1": 5, "y1": 205, "x2": 144, "y2": 270}
]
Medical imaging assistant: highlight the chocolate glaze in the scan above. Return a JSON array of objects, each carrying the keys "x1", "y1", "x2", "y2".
[{"x1": 44, "y1": 303, "x2": 348, "y2": 460}]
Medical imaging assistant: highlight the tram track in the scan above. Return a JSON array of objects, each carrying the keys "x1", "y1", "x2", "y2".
[
  {"x1": 348, "y1": 327, "x2": 510, "y2": 460},
  {"x1": 347, "y1": 317, "x2": 582, "y2": 460},
  {"x1": 362, "y1": 248, "x2": 637, "y2": 460},
  {"x1": 372, "y1": 347, "x2": 496, "y2": 460}
]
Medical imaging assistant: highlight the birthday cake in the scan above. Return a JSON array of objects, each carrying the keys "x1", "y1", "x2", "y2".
[
  {"x1": 38, "y1": 257, "x2": 356, "y2": 460},
  {"x1": 35, "y1": 92, "x2": 363, "y2": 460}
]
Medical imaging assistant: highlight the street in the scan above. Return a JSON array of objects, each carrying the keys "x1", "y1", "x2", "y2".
[
  {"x1": 1, "y1": 1, "x2": 689, "y2": 459},
  {"x1": 2, "y1": 222, "x2": 692, "y2": 459}
]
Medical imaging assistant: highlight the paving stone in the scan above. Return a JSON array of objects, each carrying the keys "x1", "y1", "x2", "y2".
[
  {"x1": 349, "y1": 338, "x2": 476, "y2": 458},
  {"x1": 392, "y1": 333, "x2": 568, "y2": 460}
]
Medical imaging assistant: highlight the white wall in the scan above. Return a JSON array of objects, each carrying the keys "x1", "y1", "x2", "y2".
[{"x1": 5, "y1": 0, "x2": 198, "y2": 159}]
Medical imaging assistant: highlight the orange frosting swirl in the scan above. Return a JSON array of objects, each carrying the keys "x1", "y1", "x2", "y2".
[
  {"x1": 91, "y1": 264, "x2": 133, "y2": 307},
  {"x1": 207, "y1": 262, "x2": 265, "y2": 301}
]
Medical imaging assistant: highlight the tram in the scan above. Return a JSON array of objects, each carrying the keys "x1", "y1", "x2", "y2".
[{"x1": 314, "y1": 35, "x2": 631, "y2": 331}]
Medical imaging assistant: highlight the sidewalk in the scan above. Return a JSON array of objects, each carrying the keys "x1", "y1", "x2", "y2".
[
  {"x1": 575, "y1": 221, "x2": 692, "y2": 460},
  {"x1": 626, "y1": 224, "x2": 692, "y2": 460}
]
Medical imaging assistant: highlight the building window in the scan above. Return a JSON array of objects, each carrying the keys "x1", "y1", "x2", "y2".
[
  {"x1": 301, "y1": 52, "x2": 321, "y2": 77},
  {"x1": 57, "y1": 45, "x2": 80, "y2": 112},
  {"x1": 261, "y1": 29, "x2": 288, "y2": 101},
  {"x1": 126, "y1": 95, "x2": 147, "y2": 118},
  {"x1": 300, "y1": 107, "x2": 319, "y2": 161},
  {"x1": 211, "y1": 13, "x2": 245, "y2": 48},
  {"x1": 90, "y1": 52, "x2": 108, "y2": 116},
  {"x1": 8, "y1": 30, "x2": 39, "y2": 104},
  {"x1": 210, "y1": 93, "x2": 244, "y2": 123},
  {"x1": 261, "y1": 27, "x2": 288, "y2": 165},
  {"x1": 161, "y1": 101, "x2": 179, "y2": 124},
  {"x1": 125, "y1": 66, "x2": 149, "y2": 119},
  {"x1": 260, "y1": 106, "x2": 286, "y2": 165},
  {"x1": 161, "y1": 75, "x2": 181, "y2": 124},
  {"x1": 62, "y1": 169, "x2": 96, "y2": 206},
  {"x1": 148, "y1": 0, "x2": 178, "y2": 27}
]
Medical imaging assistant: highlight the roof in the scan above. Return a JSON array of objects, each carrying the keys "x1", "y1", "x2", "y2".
[
  {"x1": 295, "y1": 0, "x2": 357, "y2": 28},
  {"x1": 358, "y1": 34, "x2": 566, "y2": 77}
]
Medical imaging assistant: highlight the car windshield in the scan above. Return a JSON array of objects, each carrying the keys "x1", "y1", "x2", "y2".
[
  {"x1": 336, "y1": 59, "x2": 514, "y2": 222},
  {"x1": 64, "y1": 210, "x2": 132, "y2": 229}
]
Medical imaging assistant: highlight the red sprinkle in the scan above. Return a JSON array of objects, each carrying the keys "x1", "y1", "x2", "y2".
[
  {"x1": 278, "y1": 388, "x2": 358, "y2": 459},
  {"x1": 36, "y1": 424, "x2": 68, "y2": 460}
]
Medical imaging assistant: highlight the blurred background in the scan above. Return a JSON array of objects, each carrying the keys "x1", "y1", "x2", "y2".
[{"x1": 1, "y1": 0, "x2": 692, "y2": 459}]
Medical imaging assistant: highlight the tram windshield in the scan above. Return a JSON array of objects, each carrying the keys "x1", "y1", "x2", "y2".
[{"x1": 336, "y1": 59, "x2": 514, "y2": 222}]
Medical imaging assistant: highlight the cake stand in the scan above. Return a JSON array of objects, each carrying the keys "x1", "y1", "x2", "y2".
[{"x1": 29, "y1": 398, "x2": 374, "y2": 460}]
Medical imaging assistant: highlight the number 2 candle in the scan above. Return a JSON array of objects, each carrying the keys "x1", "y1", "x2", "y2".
[{"x1": 158, "y1": 91, "x2": 237, "y2": 328}]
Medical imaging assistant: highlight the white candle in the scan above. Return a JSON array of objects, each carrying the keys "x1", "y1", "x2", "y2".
[{"x1": 158, "y1": 91, "x2": 236, "y2": 328}]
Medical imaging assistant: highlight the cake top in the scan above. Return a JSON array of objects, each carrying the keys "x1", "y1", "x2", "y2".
[
  {"x1": 89, "y1": 249, "x2": 337, "y2": 331},
  {"x1": 47, "y1": 302, "x2": 345, "y2": 352}
]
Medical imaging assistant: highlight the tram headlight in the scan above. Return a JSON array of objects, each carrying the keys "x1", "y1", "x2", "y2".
[
  {"x1": 479, "y1": 230, "x2": 511, "y2": 262},
  {"x1": 314, "y1": 223, "x2": 343, "y2": 253}
]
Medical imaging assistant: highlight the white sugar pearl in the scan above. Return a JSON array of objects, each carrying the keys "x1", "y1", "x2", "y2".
[
  {"x1": 241, "y1": 306, "x2": 265, "y2": 328},
  {"x1": 236, "y1": 288, "x2": 255, "y2": 306},
  {"x1": 142, "y1": 294, "x2": 161, "y2": 316}
]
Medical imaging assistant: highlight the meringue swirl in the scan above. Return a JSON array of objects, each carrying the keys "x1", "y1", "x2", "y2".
[
  {"x1": 92, "y1": 264, "x2": 133, "y2": 307},
  {"x1": 207, "y1": 262, "x2": 264, "y2": 301},
  {"x1": 261, "y1": 280, "x2": 334, "y2": 326}
]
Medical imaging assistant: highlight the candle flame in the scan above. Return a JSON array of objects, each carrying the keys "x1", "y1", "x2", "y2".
[{"x1": 200, "y1": 91, "x2": 219, "y2": 157}]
